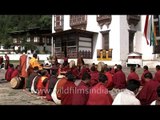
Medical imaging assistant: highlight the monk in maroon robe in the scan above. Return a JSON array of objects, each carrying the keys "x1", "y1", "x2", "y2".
[
  {"x1": 141, "y1": 65, "x2": 151, "y2": 86},
  {"x1": 71, "y1": 66, "x2": 80, "y2": 79},
  {"x1": 61, "y1": 72, "x2": 76, "y2": 105},
  {"x1": 72, "y1": 72, "x2": 91, "y2": 105},
  {"x1": 104, "y1": 67, "x2": 113, "y2": 90},
  {"x1": 153, "y1": 65, "x2": 160, "y2": 82},
  {"x1": 79, "y1": 65, "x2": 89, "y2": 79},
  {"x1": 10, "y1": 65, "x2": 19, "y2": 80},
  {"x1": 112, "y1": 65, "x2": 126, "y2": 89},
  {"x1": 127, "y1": 66, "x2": 139, "y2": 81},
  {"x1": 137, "y1": 72, "x2": 160, "y2": 105},
  {"x1": 5, "y1": 64, "x2": 14, "y2": 81},
  {"x1": 4, "y1": 54, "x2": 9, "y2": 70},
  {"x1": 87, "y1": 74, "x2": 113, "y2": 105},
  {"x1": 45, "y1": 69, "x2": 58, "y2": 101},
  {"x1": 26, "y1": 66, "x2": 39, "y2": 91},
  {"x1": 89, "y1": 66, "x2": 99, "y2": 87}
]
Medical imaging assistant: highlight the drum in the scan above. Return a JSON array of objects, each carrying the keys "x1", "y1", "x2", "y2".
[
  {"x1": 97, "y1": 62, "x2": 105, "y2": 72},
  {"x1": 10, "y1": 77, "x2": 22, "y2": 89},
  {"x1": 69, "y1": 60, "x2": 75, "y2": 68}
]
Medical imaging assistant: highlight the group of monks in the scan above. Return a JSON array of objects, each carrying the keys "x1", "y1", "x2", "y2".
[{"x1": 3, "y1": 51, "x2": 160, "y2": 105}]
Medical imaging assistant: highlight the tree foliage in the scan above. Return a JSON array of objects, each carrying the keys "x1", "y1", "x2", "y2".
[{"x1": 0, "y1": 15, "x2": 52, "y2": 48}]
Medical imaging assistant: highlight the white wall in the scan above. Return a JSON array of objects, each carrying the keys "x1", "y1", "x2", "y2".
[
  {"x1": 109, "y1": 15, "x2": 121, "y2": 62},
  {"x1": 0, "y1": 54, "x2": 51, "y2": 61},
  {"x1": 63, "y1": 15, "x2": 71, "y2": 30},
  {"x1": 120, "y1": 15, "x2": 129, "y2": 62}
]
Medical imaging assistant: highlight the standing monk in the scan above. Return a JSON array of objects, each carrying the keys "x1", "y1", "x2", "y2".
[
  {"x1": 77, "y1": 55, "x2": 85, "y2": 71},
  {"x1": 4, "y1": 54, "x2": 10, "y2": 70},
  {"x1": 19, "y1": 51, "x2": 29, "y2": 89},
  {"x1": 141, "y1": 65, "x2": 151, "y2": 86}
]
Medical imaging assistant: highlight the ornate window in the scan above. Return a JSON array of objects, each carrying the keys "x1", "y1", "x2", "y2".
[
  {"x1": 97, "y1": 15, "x2": 112, "y2": 28},
  {"x1": 101, "y1": 31, "x2": 110, "y2": 50},
  {"x1": 70, "y1": 15, "x2": 87, "y2": 30},
  {"x1": 54, "y1": 15, "x2": 64, "y2": 32},
  {"x1": 127, "y1": 15, "x2": 140, "y2": 27}
]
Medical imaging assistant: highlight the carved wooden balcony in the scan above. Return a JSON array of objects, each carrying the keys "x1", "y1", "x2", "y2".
[
  {"x1": 97, "y1": 15, "x2": 112, "y2": 28},
  {"x1": 127, "y1": 15, "x2": 140, "y2": 26}
]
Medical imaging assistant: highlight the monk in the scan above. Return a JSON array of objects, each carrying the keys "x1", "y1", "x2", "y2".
[
  {"x1": 10, "y1": 65, "x2": 20, "y2": 80},
  {"x1": 77, "y1": 55, "x2": 85, "y2": 71},
  {"x1": 87, "y1": 73, "x2": 113, "y2": 105},
  {"x1": 150, "y1": 86, "x2": 160, "y2": 105},
  {"x1": 153, "y1": 65, "x2": 160, "y2": 82},
  {"x1": 72, "y1": 72, "x2": 91, "y2": 105},
  {"x1": 137, "y1": 72, "x2": 160, "y2": 105},
  {"x1": 36, "y1": 70, "x2": 49, "y2": 96},
  {"x1": 29, "y1": 53, "x2": 42, "y2": 75},
  {"x1": 26, "y1": 66, "x2": 39, "y2": 92},
  {"x1": 141, "y1": 65, "x2": 151, "y2": 86},
  {"x1": 4, "y1": 54, "x2": 9, "y2": 70},
  {"x1": 112, "y1": 79, "x2": 141, "y2": 105},
  {"x1": 112, "y1": 64, "x2": 126, "y2": 89},
  {"x1": 79, "y1": 65, "x2": 89, "y2": 79},
  {"x1": 127, "y1": 66, "x2": 139, "y2": 81},
  {"x1": 89, "y1": 66, "x2": 99, "y2": 87},
  {"x1": 61, "y1": 72, "x2": 76, "y2": 105},
  {"x1": 45, "y1": 69, "x2": 58, "y2": 101},
  {"x1": 5, "y1": 64, "x2": 14, "y2": 81},
  {"x1": 19, "y1": 51, "x2": 29, "y2": 88},
  {"x1": 104, "y1": 67, "x2": 113, "y2": 90}
]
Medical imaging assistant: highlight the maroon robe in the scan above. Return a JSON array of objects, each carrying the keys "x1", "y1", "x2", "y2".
[
  {"x1": 5, "y1": 67, "x2": 14, "y2": 81},
  {"x1": 11, "y1": 69, "x2": 19, "y2": 80},
  {"x1": 45, "y1": 75, "x2": 58, "y2": 101},
  {"x1": 154, "y1": 70, "x2": 160, "y2": 82},
  {"x1": 137, "y1": 80, "x2": 160, "y2": 105},
  {"x1": 79, "y1": 67, "x2": 89, "y2": 79},
  {"x1": 61, "y1": 81, "x2": 76, "y2": 105},
  {"x1": 112, "y1": 70, "x2": 126, "y2": 89},
  {"x1": 4, "y1": 55, "x2": 9, "y2": 70},
  {"x1": 71, "y1": 67, "x2": 80, "y2": 79},
  {"x1": 72, "y1": 81, "x2": 89, "y2": 105},
  {"x1": 127, "y1": 72, "x2": 139, "y2": 81},
  {"x1": 89, "y1": 71, "x2": 99, "y2": 86},
  {"x1": 104, "y1": 72, "x2": 113, "y2": 90},
  {"x1": 87, "y1": 82, "x2": 113, "y2": 105},
  {"x1": 141, "y1": 70, "x2": 150, "y2": 86}
]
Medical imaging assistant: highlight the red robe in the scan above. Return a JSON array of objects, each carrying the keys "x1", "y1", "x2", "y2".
[
  {"x1": 56, "y1": 77, "x2": 68, "y2": 100},
  {"x1": 154, "y1": 70, "x2": 160, "y2": 82},
  {"x1": 104, "y1": 72, "x2": 113, "y2": 90},
  {"x1": 61, "y1": 81, "x2": 76, "y2": 105},
  {"x1": 19, "y1": 54, "x2": 28, "y2": 78},
  {"x1": 5, "y1": 55, "x2": 9, "y2": 69},
  {"x1": 5, "y1": 67, "x2": 14, "y2": 81},
  {"x1": 141, "y1": 70, "x2": 150, "y2": 86},
  {"x1": 127, "y1": 72, "x2": 139, "y2": 81},
  {"x1": 87, "y1": 82, "x2": 113, "y2": 105},
  {"x1": 11, "y1": 69, "x2": 19, "y2": 80},
  {"x1": 45, "y1": 75, "x2": 58, "y2": 101},
  {"x1": 37, "y1": 76, "x2": 48, "y2": 96},
  {"x1": 112, "y1": 70, "x2": 126, "y2": 89},
  {"x1": 137, "y1": 80, "x2": 160, "y2": 105},
  {"x1": 71, "y1": 67, "x2": 80, "y2": 79},
  {"x1": 72, "y1": 81, "x2": 89, "y2": 105},
  {"x1": 89, "y1": 71, "x2": 99, "y2": 86},
  {"x1": 79, "y1": 67, "x2": 89, "y2": 79}
]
